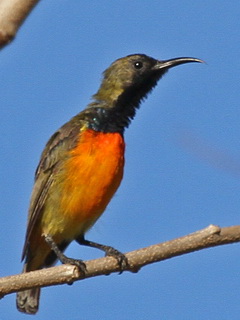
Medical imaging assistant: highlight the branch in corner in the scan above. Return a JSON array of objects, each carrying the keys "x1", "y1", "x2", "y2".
[{"x1": 0, "y1": 0, "x2": 40, "y2": 49}]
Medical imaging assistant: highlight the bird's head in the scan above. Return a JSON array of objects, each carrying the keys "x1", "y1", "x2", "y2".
[
  {"x1": 88, "y1": 54, "x2": 203, "y2": 131},
  {"x1": 93, "y1": 54, "x2": 203, "y2": 108}
]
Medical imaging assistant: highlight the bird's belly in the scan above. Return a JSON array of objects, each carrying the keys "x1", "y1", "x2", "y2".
[{"x1": 42, "y1": 129, "x2": 125, "y2": 238}]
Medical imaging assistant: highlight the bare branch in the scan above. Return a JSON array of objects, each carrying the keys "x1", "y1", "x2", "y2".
[
  {"x1": 1, "y1": 224, "x2": 240, "y2": 297},
  {"x1": 0, "y1": 0, "x2": 40, "y2": 49}
]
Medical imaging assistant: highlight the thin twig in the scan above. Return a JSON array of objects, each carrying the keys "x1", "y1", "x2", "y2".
[{"x1": 1, "y1": 224, "x2": 240, "y2": 297}]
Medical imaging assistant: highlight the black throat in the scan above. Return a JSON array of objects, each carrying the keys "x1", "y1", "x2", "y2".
[
  {"x1": 87, "y1": 75, "x2": 161, "y2": 134},
  {"x1": 86, "y1": 106, "x2": 125, "y2": 134}
]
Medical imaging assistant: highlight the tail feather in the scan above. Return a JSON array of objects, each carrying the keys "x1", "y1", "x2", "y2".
[
  {"x1": 16, "y1": 287, "x2": 40, "y2": 314},
  {"x1": 16, "y1": 240, "x2": 70, "y2": 314},
  {"x1": 16, "y1": 264, "x2": 41, "y2": 314}
]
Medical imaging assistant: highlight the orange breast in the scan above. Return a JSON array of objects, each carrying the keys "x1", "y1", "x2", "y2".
[{"x1": 59, "y1": 129, "x2": 125, "y2": 229}]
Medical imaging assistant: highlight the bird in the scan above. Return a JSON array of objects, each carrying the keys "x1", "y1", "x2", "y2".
[{"x1": 16, "y1": 53, "x2": 203, "y2": 314}]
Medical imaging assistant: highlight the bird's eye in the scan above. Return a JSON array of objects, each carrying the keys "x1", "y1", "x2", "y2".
[{"x1": 134, "y1": 61, "x2": 143, "y2": 69}]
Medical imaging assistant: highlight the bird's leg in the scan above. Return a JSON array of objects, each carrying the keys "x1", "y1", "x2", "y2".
[
  {"x1": 76, "y1": 236, "x2": 129, "y2": 271},
  {"x1": 44, "y1": 235, "x2": 86, "y2": 274}
]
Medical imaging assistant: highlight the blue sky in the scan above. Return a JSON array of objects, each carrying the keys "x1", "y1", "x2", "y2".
[{"x1": 1, "y1": 1, "x2": 240, "y2": 319}]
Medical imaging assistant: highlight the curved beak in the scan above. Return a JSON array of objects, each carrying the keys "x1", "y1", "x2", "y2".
[{"x1": 154, "y1": 57, "x2": 204, "y2": 70}]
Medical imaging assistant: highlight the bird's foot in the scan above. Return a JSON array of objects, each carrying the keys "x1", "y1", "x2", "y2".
[
  {"x1": 103, "y1": 246, "x2": 129, "y2": 272},
  {"x1": 44, "y1": 234, "x2": 86, "y2": 274},
  {"x1": 59, "y1": 255, "x2": 87, "y2": 274}
]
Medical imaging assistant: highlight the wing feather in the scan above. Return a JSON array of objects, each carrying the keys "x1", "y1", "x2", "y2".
[{"x1": 21, "y1": 116, "x2": 85, "y2": 260}]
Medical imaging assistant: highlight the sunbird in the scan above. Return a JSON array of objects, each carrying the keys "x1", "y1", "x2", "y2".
[{"x1": 16, "y1": 53, "x2": 203, "y2": 314}]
